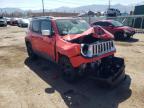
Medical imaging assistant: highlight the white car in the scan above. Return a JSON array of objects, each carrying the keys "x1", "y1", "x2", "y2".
[
  {"x1": 107, "y1": 8, "x2": 121, "y2": 17},
  {"x1": 0, "y1": 16, "x2": 7, "y2": 27},
  {"x1": 18, "y1": 18, "x2": 30, "y2": 27}
]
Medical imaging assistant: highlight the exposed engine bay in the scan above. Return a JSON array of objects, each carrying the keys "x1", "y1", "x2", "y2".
[
  {"x1": 70, "y1": 34, "x2": 101, "y2": 44},
  {"x1": 79, "y1": 56, "x2": 125, "y2": 85}
]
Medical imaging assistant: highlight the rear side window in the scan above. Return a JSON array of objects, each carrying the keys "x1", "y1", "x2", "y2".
[
  {"x1": 93, "y1": 22, "x2": 102, "y2": 26},
  {"x1": 102, "y1": 22, "x2": 112, "y2": 26},
  {"x1": 94, "y1": 22, "x2": 112, "y2": 26},
  {"x1": 32, "y1": 20, "x2": 40, "y2": 33}
]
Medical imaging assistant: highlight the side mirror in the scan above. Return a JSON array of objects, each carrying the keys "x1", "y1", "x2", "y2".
[{"x1": 42, "y1": 30, "x2": 51, "y2": 36}]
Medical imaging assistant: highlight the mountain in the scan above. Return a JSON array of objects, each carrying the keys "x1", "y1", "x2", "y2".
[
  {"x1": 50, "y1": 4, "x2": 134, "y2": 13},
  {"x1": 0, "y1": 4, "x2": 138, "y2": 14},
  {"x1": 0, "y1": 8, "x2": 23, "y2": 14}
]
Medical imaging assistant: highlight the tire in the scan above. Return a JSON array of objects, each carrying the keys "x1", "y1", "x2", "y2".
[
  {"x1": 126, "y1": 35, "x2": 131, "y2": 39},
  {"x1": 59, "y1": 56, "x2": 78, "y2": 83},
  {"x1": 115, "y1": 32, "x2": 124, "y2": 40},
  {"x1": 18, "y1": 24, "x2": 21, "y2": 27},
  {"x1": 26, "y1": 43, "x2": 37, "y2": 59}
]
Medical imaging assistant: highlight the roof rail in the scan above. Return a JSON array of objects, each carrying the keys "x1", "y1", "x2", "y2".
[{"x1": 32, "y1": 16, "x2": 54, "y2": 19}]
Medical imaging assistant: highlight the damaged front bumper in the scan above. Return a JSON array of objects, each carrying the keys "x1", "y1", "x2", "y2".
[
  {"x1": 90, "y1": 64, "x2": 125, "y2": 86},
  {"x1": 80, "y1": 57, "x2": 126, "y2": 86},
  {"x1": 125, "y1": 31, "x2": 136, "y2": 38}
]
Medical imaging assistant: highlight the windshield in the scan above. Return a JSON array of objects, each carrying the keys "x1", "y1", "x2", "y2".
[
  {"x1": 22, "y1": 19, "x2": 29, "y2": 23},
  {"x1": 111, "y1": 20, "x2": 123, "y2": 27},
  {"x1": 56, "y1": 19, "x2": 90, "y2": 36}
]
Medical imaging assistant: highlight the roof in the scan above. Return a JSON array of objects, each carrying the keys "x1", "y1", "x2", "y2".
[
  {"x1": 95, "y1": 20, "x2": 114, "y2": 22},
  {"x1": 32, "y1": 16, "x2": 81, "y2": 20}
]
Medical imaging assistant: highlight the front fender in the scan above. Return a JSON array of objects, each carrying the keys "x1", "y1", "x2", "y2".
[{"x1": 56, "y1": 39, "x2": 81, "y2": 58}]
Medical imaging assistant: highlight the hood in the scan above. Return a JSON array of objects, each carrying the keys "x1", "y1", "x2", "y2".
[
  {"x1": 22, "y1": 19, "x2": 29, "y2": 24},
  {"x1": 62, "y1": 27, "x2": 114, "y2": 42}
]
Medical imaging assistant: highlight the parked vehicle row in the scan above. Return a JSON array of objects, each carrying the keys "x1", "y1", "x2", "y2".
[
  {"x1": 0, "y1": 16, "x2": 30, "y2": 28},
  {"x1": 10, "y1": 18, "x2": 30, "y2": 28},
  {"x1": 1, "y1": 15, "x2": 136, "y2": 40}
]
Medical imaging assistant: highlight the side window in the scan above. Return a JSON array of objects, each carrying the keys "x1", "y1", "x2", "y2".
[
  {"x1": 41, "y1": 20, "x2": 51, "y2": 32},
  {"x1": 103, "y1": 22, "x2": 112, "y2": 26},
  {"x1": 32, "y1": 20, "x2": 40, "y2": 33},
  {"x1": 94, "y1": 22, "x2": 102, "y2": 26}
]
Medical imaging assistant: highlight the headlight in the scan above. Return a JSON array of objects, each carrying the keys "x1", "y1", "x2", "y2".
[{"x1": 81, "y1": 44, "x2": 93, "y2": 57}]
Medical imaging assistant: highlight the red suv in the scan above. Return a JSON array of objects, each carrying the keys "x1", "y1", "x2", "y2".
[
  {"x1": 92, "y1": 20, "x2": 135, "y2": 39},
  {"x1": 25, "y1": 17, "x2": 126, "y2": 85}
]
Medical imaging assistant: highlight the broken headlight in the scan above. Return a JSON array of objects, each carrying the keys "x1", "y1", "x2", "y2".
[{"x1": 81, "y1": 44, "x2": 93, "y2": 57}]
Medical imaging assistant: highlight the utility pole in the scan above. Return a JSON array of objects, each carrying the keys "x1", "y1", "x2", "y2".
[
  {"x1": 0, "y1": 9, "x2": 2, "y2": 16},
  {"x1": 42, "y1": 0, "x2": 45, "y2": 16},
  {"x1": 108, "y1": 0, "x2": 111, "y2": 9}
]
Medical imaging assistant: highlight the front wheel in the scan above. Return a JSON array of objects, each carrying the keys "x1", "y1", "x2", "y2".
[{"x1": 59, "y1": 57, "x2": 78, "y2": 83}]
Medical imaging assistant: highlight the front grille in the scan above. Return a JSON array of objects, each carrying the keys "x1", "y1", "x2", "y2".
[
  {"x1": 93, "y1": 40, "x2": 115, "y2": 56},
  {"x1": 81, "y1": 40, "x2": 116, "y2": 57}
]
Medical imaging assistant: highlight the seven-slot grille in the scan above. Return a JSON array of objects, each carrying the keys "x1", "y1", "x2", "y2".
[{"x1": 92, "y1": 40, "x2": 115, "y2": 56}]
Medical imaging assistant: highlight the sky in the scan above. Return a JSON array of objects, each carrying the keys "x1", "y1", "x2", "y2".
[{"x1": 0, "y1": 0, "x2": 144, "y2": 10}]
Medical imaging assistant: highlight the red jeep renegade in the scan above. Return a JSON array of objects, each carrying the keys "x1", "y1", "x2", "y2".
[{"x1": 25, "y1": 16, "x2": 126, "y2": 85}]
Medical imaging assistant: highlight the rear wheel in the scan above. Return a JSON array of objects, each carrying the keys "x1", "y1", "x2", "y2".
[
  {"x1": 26, "y1": 43, "x2": 37, "y2": 59},
  {"x1": 59, "y1": 56, "x2": 78, "y2": 83}
]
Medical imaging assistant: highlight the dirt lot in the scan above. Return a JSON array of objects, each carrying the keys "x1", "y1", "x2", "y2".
[{"x1": 0, "y1": 26, "x2": 144, "y2": 108}]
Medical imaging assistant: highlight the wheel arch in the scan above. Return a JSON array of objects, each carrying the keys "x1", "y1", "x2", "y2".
[
  {"x1": 57, "y1": 52, "x2": 70, "y2": 63},
  {"x1": 25, "y1": 39, "x2": 31, "y2": 46},
  {"x1": 114, "y1": 31, "x2": 124, "y2": 36}
]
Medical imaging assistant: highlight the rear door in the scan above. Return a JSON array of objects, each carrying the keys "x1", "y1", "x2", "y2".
[
  {"x1": 40, "y1": 20, "x2": 56, "y2": 61},
  {"x1": 31, "y1": 20, "x2": 44, "y2": 52}
]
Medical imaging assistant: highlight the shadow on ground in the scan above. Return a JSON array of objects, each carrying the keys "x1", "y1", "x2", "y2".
[
  {"x1": 116, "y1": 38, "x2": 139, "y2": 43},
  {"x1": 25, "y1": 57, "x2": 132, "y2": 108}
]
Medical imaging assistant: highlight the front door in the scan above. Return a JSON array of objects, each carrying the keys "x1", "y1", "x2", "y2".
[{"x1": 40, "y1": 20, "x2": 56, "y2": 61}]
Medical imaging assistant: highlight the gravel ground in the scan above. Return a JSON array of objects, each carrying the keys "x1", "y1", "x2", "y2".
[{"x1": 0, "y1": 26, "x2": 144, "y2": 108}]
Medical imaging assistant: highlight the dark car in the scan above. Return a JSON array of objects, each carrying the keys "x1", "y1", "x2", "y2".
[
  {"x1": 10, "y1": 18, "x2": 19, "y2": 26},
  {"x1": 0, "y1": 16, "x2": 7, "y2": 27},
  {"x1": 92, "y1": 20, "x2": 136, "y2": 39}
]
